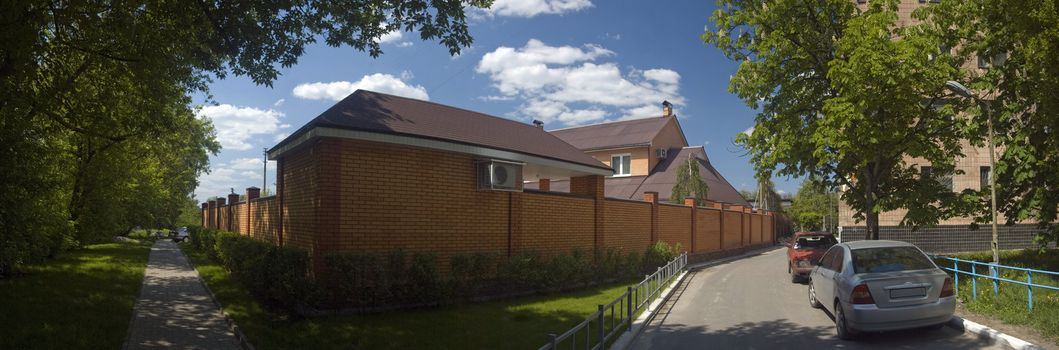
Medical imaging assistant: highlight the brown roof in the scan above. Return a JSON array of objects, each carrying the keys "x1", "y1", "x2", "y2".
[
  {"x1": 524, "y1": 146, "x2": 751, "y2": 206},
  {"x1": 548, "y1": 117, "x2": 675, "y2": 150},
  {"x1": 271, "y1": 90, "x2": 610, "y2": 171}
]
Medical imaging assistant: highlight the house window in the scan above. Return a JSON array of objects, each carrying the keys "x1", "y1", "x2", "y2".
[
  {"x1": 921, "y1": 166, "x2": 953, "y2": 191},
  {"x1": 611, "y1": 154, "x2": 631, "y2": 176},
  {"x1": 980, "y1": 166, "x2": 991, "y2": 191}
]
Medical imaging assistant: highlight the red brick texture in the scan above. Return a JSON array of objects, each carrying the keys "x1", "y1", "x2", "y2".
[{"x1": 201, "y1": 137, "x2": 776, "y2": 273}]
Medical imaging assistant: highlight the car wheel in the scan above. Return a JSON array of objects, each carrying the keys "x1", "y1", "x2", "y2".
[
  {"x1": 808, "y1": 282, "x2": 821, "y2": 308},
  {"x1": 835, "y1": 301, "x2": 858, "y2": 340}
]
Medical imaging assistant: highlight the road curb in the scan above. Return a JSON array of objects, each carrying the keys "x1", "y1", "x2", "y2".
[
  {"x1": 610, "y1": 246, "x2": 782, "y2": 350},
  {"x1": 948, "y1": 315, "x2": 1042, "y2": 350}
]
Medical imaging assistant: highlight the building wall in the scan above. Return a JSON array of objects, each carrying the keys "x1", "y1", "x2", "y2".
[
  {"x1": 648, "y1": 118, "x2": 688, "y2": 172},
  {"x1": 586, "y1": 146, "x2": 651, "y2": 176},
  {"x1": 281, "y1": 143, "x2": 318, "y2": 252}
]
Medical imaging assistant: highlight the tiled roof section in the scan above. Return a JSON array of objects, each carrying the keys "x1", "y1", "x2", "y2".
[
  {"x1": 274, "y1": 90, "x2": 609, "y2": 170},
  {"x1": 630, "y1": 146, "x2": 750, "y2": 206},
  {"x1": 524, "y1": 147, "x2": 750, "y2": 206},
  {"x1": 548, "y1": 117, "x2": 672, "y2": 150}
]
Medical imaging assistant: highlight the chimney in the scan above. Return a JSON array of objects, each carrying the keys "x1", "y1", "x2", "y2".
[
  {"x1": 532, "y1": 119, "x2": 544, "y2": 128},
  {"x1": 662, "y1": 100, "x2": 673, "y2": 118}
]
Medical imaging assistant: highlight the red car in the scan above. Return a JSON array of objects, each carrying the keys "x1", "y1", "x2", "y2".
[{"x1": 787, "y1": 232, "x2": 837, "y2": 282}]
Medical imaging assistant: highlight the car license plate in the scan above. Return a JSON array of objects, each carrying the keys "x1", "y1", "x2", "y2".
[{"x1": 889, "y1": 287, "x2": 926, "y2": 299}]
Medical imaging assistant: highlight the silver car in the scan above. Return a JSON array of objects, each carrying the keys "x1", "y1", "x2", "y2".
[{"x1": 808, "y1": 240, "x2": 955, "y2": 339}]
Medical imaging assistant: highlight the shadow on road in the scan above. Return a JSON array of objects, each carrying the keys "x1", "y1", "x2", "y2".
[{"x1": 636, "y1": 318, "x2": 998, "y2": 349}]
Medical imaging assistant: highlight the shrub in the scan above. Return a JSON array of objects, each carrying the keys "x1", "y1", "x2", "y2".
[
  {"x1": 643, "y1": 241, "x2": 682, "y2": 273},
  {"x1": 321, "y1": 252, "x2": 392, "y2": 307},
  {"x1": 263, "y1": 245, "x2": 312, "y2": 310},
  {"x1": 499, "y1": 251, "x2": 547, "y2": 290},
  {"x1": 543, "y1": 249, "x2": 592, "y2": 289},
  {"x1": 407, "y1": 252, "x2": 444, "y2": 303}
]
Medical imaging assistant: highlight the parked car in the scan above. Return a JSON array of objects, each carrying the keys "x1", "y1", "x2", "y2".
[
  {"x1": 808, "y1": 240, "x2": 955, "y2": 340},
  {"x1": 787, "y1": 232, "x2": 837, "y2": 282},
  {"x1": 170, "y1": 227, "x2": 189, "y2": 243}
]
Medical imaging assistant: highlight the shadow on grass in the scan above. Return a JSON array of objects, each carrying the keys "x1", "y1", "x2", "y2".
[
  {"x1": 182, "y1": 245, "x2": 642, "y2": 350},
  {"x1": 0, "y1": 242, "x2": 151, "y2": 350}
]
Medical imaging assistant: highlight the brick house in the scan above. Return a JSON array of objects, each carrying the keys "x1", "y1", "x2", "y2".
[
  {"x1": 530, "y1": 101, "x2": 751, "y2": 206},
  {"x1": 206, "y1": 90, "x2": 777, "y2": 272}
]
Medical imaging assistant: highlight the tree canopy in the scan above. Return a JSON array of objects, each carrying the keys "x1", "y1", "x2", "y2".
[
  {"x1": 0, "y1": 0, "x2": 491, "y2": 276},
  {"x1": 705, "y1": 0, "x2": 981, "y2": 240}
]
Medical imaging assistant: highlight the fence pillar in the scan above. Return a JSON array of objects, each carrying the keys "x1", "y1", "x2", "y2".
[
  {"x1": 644, "y1": 192, "x2": 659, "y2": 244},
  {"x1": 226, "y1": 193, "x2": 239, "y2": 232},
  {"x1": 571, "y1": 175, "x2": 605, "y2": 255},
  {"x1": 246, "y1": 187, "x2": 260, "y2": 237},
  {"x1": 597, "y1": 304, "x2": 605, "y2": 346},
  {"x1": 200, "y1": 202, "x2": 208, "y2": 228},
  {"x1": 206, "y1": 200, "x2": 217, "y2": 229},
  {"x1": 276, "y1": 157, "x2": 285, "y2": 247},
  {"x1": 719, "y1": 203, "x2": 726, "y2": 250},
  {"x1": 215, "y1": 197, "x2": 227, "y2": 230},
  {"x1": 685, "y1": 197, "x2": 697, "y2": 253},
  {"x1": 626, "y1": 286, "x2": 633, "y2": 331}
]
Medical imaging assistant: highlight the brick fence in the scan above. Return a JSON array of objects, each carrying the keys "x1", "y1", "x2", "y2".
[{"x1": 203, "y1": 187, "x2": 776, "y2": 271}]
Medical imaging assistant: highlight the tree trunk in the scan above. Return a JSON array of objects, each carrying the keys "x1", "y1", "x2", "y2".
[{"x1": 863, "y1": 173, "x2": 880, "y2": 240}]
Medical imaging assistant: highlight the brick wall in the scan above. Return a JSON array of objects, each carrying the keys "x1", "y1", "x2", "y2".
[
  {"x1": 229, "y1": 202, "x2": 244, "y2": 234},
  {"x1": 696, "y1": 209, "x2": 722, "y2": 252},
  {"x1": 518, "y1": 192, "x2": 595, "y2": 255},
  {"x1": 657, "y1": 204, "x2": 693, "y2": 251},
  {"x1": 200, "y1": 137, "x2": 777, "y2": 273},
  {"x1": 603, "y1": 199, "x2": 652, "y2": 252}
]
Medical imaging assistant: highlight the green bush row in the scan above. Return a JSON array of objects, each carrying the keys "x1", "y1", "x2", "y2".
[
  {"x1": 188, "y1": 227, "x2": 311, "y2": 311},
  {"x1": 188, "y1": 226, "x2": 685, "y2": 312}
]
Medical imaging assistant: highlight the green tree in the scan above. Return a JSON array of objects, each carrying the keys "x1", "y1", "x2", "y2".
[
  {"x1": 670, "y1": 155, "x2": 709, "y2": 206},
  {"x1": 789, "y1": 177, "x2": 838, "y2": 232},
  {"x1": 705, "y1": 0, "x2": 979, "y2": 240},
  {"x1": 0, "y1": 0, "x2": 491, "y2": 276},
  {"x1": 929, "y1": 0, "x2": 1059, "y2": 244}
]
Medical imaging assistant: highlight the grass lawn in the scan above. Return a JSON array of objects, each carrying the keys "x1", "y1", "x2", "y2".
[
  {"x1": 0, "y1": 242, "x2": 152, "y2": 349},
  {"x1": 182, "y1": 245, "x2": 643, "y2": 349},
  {"x1": 943, "y1": 249, "x2": 1059, "y2": 344}
]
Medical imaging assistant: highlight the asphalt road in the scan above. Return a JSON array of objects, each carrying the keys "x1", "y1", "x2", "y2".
[{"x1": 629, "y1": 247, "x2": 1005, "y2": 350}]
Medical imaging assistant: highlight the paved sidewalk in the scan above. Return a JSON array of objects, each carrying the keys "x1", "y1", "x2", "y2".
[{"x1": 124, "y1": 240, "x2": 241, "y2": 350}]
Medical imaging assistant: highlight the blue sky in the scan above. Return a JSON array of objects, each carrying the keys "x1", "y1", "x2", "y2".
[{"x1": 193, "y1": 0, "x2": 802, "y2": 201}]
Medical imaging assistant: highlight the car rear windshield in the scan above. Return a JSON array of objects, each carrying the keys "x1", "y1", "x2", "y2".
[
  {"x1": 794, "y1": 236, "x2": 835, "y2": 249},
  {"x1": 851, "y1": 247, "x2": 935, "y2": 274}
]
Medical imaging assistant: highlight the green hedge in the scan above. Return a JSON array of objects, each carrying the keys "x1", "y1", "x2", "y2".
[
  {"x1": 188, "y1": 227, "x2": 311, "y2": 312},
  {"x1": 188, "y1": 226, "x2": 681, "y2": 312}
]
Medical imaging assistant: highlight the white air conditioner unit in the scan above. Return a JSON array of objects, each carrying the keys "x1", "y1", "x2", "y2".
[
  {"x1": 656, "y1": 148, "x2": 668, "y2": 159},
  {"x1": 476, "y1": 159, "x2": 524, "y2": 192}
]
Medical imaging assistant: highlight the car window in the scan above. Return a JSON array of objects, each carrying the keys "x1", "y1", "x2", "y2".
[
  {"x1": 828, "y1": 247, "x2": 845, "y2": 272},
  {"x1": 818, "y1": 246, "x2": 838, "y2": 270},
  {"x1": 794, "y1": 235, "x2": 836, "y2": 249},
  {"x1": 851, "y1": 246, "x2": 936, "y2": 274}
]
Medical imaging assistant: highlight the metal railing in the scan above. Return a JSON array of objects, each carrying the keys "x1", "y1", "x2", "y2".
[
  {"x1": 933, "y1": 255, "x2": 1059, "y2": 311},
  {"x1": 538, "y1": 253, "x2": 688, "y2": 350}
]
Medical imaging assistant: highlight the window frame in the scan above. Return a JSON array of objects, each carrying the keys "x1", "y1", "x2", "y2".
[
  {"x1": 610, "y1": 153, "x2": 632, "y2": 177},
  {"x1": 980, "y1": 166, "x2": 991, "y2": 191}
]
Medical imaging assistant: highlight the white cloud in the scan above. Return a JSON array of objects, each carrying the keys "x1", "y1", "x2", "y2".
[
  {"x1": 379, "y1": 30, "x2": 403, "y2": 44},
  {"x1": 292, "y1": 73, "x2": 429, "y2": 101},
  {"x1": 273, "y1": 132, "x2": 290, "y2": 142},
  {"x1": 742, "y1": 126, "x2": 754, "y2": 136},
  {"x1": 273, "y1": 98, "x2": 285, "y2": 107},
  {"x1": 396, "y1": 41, "x2": 413, "y2": 48},
  {"x1": 486, "y1": 0, "x2": 593, "y2": 17},
  {"x1": 195, "y1": 158, "x2": 277, "y2": 200},
  {"x1": 196, "y1": 105, "x2": 286, "y2": 151},
  {"x1": 477, "y1": 39, "x2": 684, "y2": 126}
]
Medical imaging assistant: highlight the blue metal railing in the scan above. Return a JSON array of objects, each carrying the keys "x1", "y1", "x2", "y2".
[
  {"x1": 933, "y1": 255, "x2": 1059, "y2": 311},
  {"x1": 537, "y1": 253, "x2": 688, "y2": 350}
]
